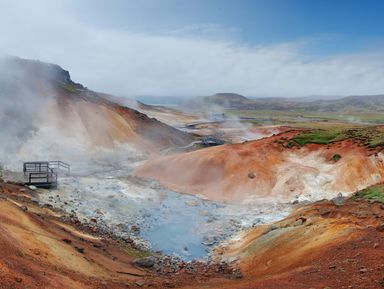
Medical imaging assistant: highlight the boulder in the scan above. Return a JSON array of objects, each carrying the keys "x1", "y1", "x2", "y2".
[{"x1": 134, "y1": 256, "x2": 156, "y2": 268}]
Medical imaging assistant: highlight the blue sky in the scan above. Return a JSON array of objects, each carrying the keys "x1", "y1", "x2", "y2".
[
  {"x1": 74, "y1": 0, "x2": 384, "y2": 55},
  {"x1": 0, "y1": 0, "x2": 383, "y2": 97}
]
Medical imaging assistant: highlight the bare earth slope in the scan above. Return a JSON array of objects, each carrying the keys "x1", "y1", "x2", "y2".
[
  {"x1": 136, "y1": 130, "x2": 384, "y2": 203},
  {"x1": 0, "y1": 57, "x2": 192, "y2": 167},
  {"x1": 100, "y1": 94, "x2": 199, "y2": 127},
  {"x1": 0, "y1": 181, "x2": 147, "y2": 289},
  {"x1": 0, "y1": 181, "x2": 240, "y2": 289},
  {"x1": 182, "y1": 190, "x2": 384, "y2": 289},
  {"x1": 1, "y1": 179, "x2": 383, "y2": 288}
]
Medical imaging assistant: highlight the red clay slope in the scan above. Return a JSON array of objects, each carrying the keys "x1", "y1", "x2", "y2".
[
  {"x1": 136, "y1": 130, "x2": 384, "y2": 203},
  {"x1": 1, "y1": 180, "x2": 383, "y2": 289},
  {"x1": 177, "y1": 191, "x2": 384, "y2": 289},
  {"x1": 0, "y1": 181, "x2": 148, "y2": 289},
  {"x1": 0, "y1": 181, "x2": 239, "y2": 289},
  {"x1": 212, "y1": 194, "x2": 384, "y2": 289}
]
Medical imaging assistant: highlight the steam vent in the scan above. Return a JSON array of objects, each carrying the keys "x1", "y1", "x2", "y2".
[{"x1": 2, "y1": 1, "x2": 384, "y2": 287}]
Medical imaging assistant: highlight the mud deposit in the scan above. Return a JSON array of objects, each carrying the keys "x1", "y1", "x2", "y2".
[{"x1": 38, "y1": 170, "x2": 290, "y2": 261}]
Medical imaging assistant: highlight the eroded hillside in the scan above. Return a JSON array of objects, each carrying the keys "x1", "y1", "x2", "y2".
[
  {"x1": 0, "y1": 57, "x2": 192, "y2": 169},
  {"x1": 181, "y1": 185, "x2": 384, "y2": 289},
  {"x1": 0, "y1": 180, "x2": 240, "y2": 289},
  {"x1": 1, "y1": 178, "x2": 383, "y2": 289},
  {"x1": 136, "y1": 128, "x2": 384, "y2": 203}
]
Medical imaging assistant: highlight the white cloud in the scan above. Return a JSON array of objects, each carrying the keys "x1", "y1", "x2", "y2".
[{"x1": 0, "y1": 0, "x2": 383, "y2": 98}]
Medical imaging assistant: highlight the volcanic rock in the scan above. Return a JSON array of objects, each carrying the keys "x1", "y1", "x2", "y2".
[{"x1": 134, "y1": 256, "x2": 156, "y2": 268}]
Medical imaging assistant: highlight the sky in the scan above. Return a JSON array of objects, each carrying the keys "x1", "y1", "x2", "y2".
[{"x1": 0, "y1": 0, "x2": 384, "y2": 98}]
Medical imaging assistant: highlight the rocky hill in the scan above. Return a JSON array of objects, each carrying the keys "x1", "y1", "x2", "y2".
[
  {"x1": 185, "y1": 93, "x2": 253, "y2": 110},
  {"x1": 136, "y1": 127, "x2": 384, "y2": 203},
  {"x1": 185, "y1": 92, "x2": 384, "y2": 112},
  {"x1": 0, "y1": 57, "x2": 192, "y2": 168}
]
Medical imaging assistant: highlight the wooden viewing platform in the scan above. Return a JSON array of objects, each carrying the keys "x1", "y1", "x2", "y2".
[{"x1": 23, "y1": 161, "x2": 70, "y2": 189}]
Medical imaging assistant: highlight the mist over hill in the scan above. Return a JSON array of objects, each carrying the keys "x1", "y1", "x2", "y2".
[
  {"x1": 185, "y1": 92, "x2": 384, "y2": 112},
  {"x1": 0, "y1": 57, "x2": 192, "y2": 169}
]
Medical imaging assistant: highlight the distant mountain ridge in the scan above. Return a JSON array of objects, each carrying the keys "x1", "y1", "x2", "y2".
[
  {"x1": 185, "y1": 92, "x2": 384, "y2": 112},
  {"x1": 185, "y1": 93, "x2": 252, "y2": 110}
]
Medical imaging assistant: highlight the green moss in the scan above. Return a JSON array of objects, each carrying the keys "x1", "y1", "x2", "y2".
[
  {"x1": 286, "y1": 140, "x2": 297, "y2": 148},
  {"x1": 62, "y1": 83, "x2": 79, "y2": 93},
  {"x1": 332, "y1": 154, "x2": 341, "y2": 162},
  {"x1": 355, "y1": 184, "x2": 384, "y2": 203},
  {"x1": 228, "y1": 109, "x2": 384, "y2": 125},
  {"x1": 120, "y1": 245, "x2": 153, "y2": 258},
  {"x1": 56, "y1": 80, "x2": 82, "y2": 94},
  {"x1": 369, "y1": 136, "x2": 384, "y2": 148},
  {"x1": 293, "y1": 129, "x2": 345, "y2": 146},
  {"x1": 292, "y1": 127, "x2": 384, "y2": 147}
]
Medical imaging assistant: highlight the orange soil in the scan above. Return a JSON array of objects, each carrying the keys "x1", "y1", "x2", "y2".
[
  {"x1": 137, "y1": 103, "x2": 200, "y2": 127},
  {"x1": 135, "y1": 130, "x2": 384, "y2": 203},
  {"x1": 185, "y1": 122, "x2": 290, "y2": 144},
  {"x1": 52, "y1": 92, "x2": 192, "y2": 154},
  {"x1": 181, "y1": 196, "x2": 384, "y2": 289},
  {"x1": 0, "y1": 182, "x2": 147, "y2": 289},
  {"x1": 99, "y1": 93, "x2": 200, "y2": 127},
  {"x1": 0, "y1": 182, "x2": 237, "y2": 289},
  {"x1": 22, "y1": 82, "x2": 192, "y2": 159},
  {"x1": 1, "y1": 181, "x2": 383, "y2": 288}
]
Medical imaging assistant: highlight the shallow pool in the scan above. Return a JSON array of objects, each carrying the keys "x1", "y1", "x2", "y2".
[{"x1": 38, "y1": 174, "x2": 291, "y2": 261}]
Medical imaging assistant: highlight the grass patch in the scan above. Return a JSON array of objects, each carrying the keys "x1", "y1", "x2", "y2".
[
  {"x1": 55, "y1": 80, "x2": 82, "y2": 94},
  {"x1": 369, "y1": 135, "x2": 384, "y2": 148},
  {"x1": 228, "y1": 109, "x2": 384, "y2": 125},
  {"x1": 120, "y1": 245, "x2": 153, "y2": 258},
  {"x1": 286, "y1": 140, "x2": 297, "y2": 148},
  {"x1": 355, "y1": 184, "x2": 384, "y2": 203},
  {"x1": 292, "y1": 126, "x2": 384, "y2": 147},
  {"x1": 62, "y1": 83, "x2": 80, "y2": 93},
  {"x1": 293, "y1": 129, "x2": 344, "y2": 145},
  {"x1": 332, "y1": 154, "x2": 341, "y2": 162}
]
